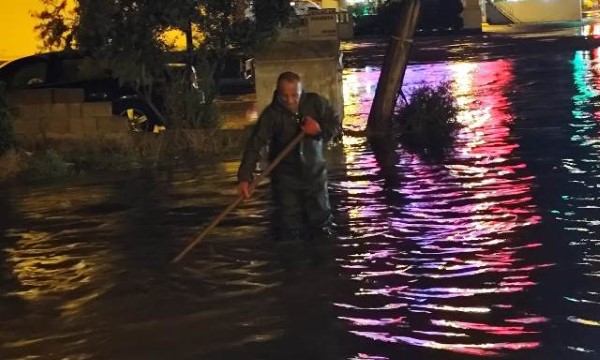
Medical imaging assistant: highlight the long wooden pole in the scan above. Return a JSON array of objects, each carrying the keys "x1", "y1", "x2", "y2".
[
  {"x1": 367, "y1": 0, "x2": 422, "y2": 134},
  {"x1": 172, "y1": 132, "x2": 305, "y2": 264}
]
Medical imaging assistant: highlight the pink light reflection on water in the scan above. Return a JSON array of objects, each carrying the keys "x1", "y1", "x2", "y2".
[{"x1": 336, "y1": 59, "x2": 550, "y2": 357}]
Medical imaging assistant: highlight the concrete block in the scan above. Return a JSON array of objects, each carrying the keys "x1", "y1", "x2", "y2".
[
  {"x1": 44, "y1": 117, "x2": 70, "y2": 134},
  {"x1": 11, "y1": 106, "x2": 29, "y2": 120},
  {"x1": 12, "y1": 119, "x2": 41, "y2": 135},
  {"x1": 68, "y1": 117, "x2": 85, "y2": 136},
  {"x1": 52, "y1": 88, "x2": 85, "y2": 103},
  {"x1": 96, "y1": 116, "x2": 129, "y2": 133},
  {"x1": 39, "y1": 116, "x2": 50, "y2": 134},
  {"x1": 6, "y1": 89, "x2": 54, "y2": 105},
  {"x1": 82, "y1": 117, "x2": 98, "y2": 135},
  {"x1": 66, "y1": 103, "x2": 82, "y2": 118},
  {"x1": 81, "y1": 102, "x2": 113, "y2": 118},
  {"x1": 67, "y1": 117, "x2": 98, "y2": 135},
  {"x1": 50, "y1": 103, "x2": 69, "y2": 121},
  {"x1": 14, "y1": 104, "x2": 51, "y2": 121}
]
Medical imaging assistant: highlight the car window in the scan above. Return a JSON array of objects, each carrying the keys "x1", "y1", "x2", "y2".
[
  {"x1": 58, "y1": 57, "x2": 110, "y2": 83},
  {"x1": 221, "y1": 57, "x2": 242, "y2": 78},
  {"x1": 9, "y1": 61, "x2": 48, "y2": 88}
]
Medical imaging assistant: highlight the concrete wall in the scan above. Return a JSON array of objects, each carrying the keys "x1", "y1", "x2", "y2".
[
  {"x1": 337, "y1": 11, "x2": 354, "y2": 39},
  {"x1": 491, "y1": 0, "x2": 582, "y2": 23},
  {"x1": 254, "y1": 40, "x2": 344, "y2": 120},
  {"x1": 338, "y1": 22, "x2": 354, "y2": 40},
  {"x1": 280, "y1": 11, "x2": 354, "y2": 41},
  {"x1": 7, "y1": 88, "x2": 129, "y2": 143},
  {"x1": 486, "y1": 2, "x2": 512, "y2": 24},
  {"x1": 462, "y1": 0, "x2": 483, "y2": 30}
]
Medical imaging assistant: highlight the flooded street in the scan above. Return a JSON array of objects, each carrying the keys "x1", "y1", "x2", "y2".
[{"x1": 2, "y1": 36, "x2": 600, "y2": 359}]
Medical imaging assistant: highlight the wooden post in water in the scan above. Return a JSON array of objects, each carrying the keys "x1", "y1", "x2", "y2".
[{"x1": 367, "y1": 0, "x2": 422, "y2": 135}]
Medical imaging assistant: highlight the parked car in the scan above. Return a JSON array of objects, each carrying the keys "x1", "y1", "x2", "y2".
[{"x1": 0, "y1": 51, "x2": 255, "y2": 132}]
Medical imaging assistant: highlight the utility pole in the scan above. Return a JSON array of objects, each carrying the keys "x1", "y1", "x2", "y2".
[{"x1": 367, "y1": 0, "x2": 421, "y2": 135}]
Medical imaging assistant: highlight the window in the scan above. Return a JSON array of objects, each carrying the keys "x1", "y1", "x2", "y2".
[
  {"x1": 58, "y1": 57, "x2": 109, "y2": 83},
  {"x1": 9, "y1": 61, "x2": 48, "y2": 88}
]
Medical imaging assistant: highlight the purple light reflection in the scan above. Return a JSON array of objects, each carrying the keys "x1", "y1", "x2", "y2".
[{"x1": 335, "y1": 59, "x2": 549, "y2": 357}]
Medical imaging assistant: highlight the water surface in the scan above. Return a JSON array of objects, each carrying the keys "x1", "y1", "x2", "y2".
[{"x1": 1, "y1": 40, "x2": 600, "y2": 359}]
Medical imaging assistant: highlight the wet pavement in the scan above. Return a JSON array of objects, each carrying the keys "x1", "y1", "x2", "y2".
[{"x1": 1, "y1": 34, "x2": 600, "y2": 359}]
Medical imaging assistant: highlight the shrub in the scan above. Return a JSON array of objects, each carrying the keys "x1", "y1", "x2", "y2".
[
  {"x1": 25, "y1": 150, "x2": 73, "y2": 180},
  {"x1": 163, "y1": 67, "x2": 220, "y2": 130},
  {"x1": 0, "y1": 150, "x2": 26, "y2": 182},
  {"x1": 396, "y1": 81, "x2": 461, "y2": 147}
]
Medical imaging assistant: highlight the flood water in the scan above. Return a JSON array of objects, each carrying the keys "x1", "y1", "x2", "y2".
[{"x1": 1, "y1": 37, "x2": 600, "y2": 359}]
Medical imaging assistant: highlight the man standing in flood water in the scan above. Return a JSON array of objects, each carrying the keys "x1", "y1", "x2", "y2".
[{"x1": 237, "y1": 71, "x2": 341, "y2": 241}]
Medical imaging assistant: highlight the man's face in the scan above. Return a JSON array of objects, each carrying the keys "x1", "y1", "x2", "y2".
[{"x1": 277, "y1": 79, "x2": 302, "y2": 113}]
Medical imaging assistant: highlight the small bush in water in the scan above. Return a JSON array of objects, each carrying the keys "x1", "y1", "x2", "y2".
[
  {"x1": 396, "y1": 81, "x2": 461, "y2": 146},
  {"x1": 26, "y1": 150, "x2": 72, "y2": 180}
]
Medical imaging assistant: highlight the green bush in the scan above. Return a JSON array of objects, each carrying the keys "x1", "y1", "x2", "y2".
[
  {"x1": 0, "y1": 82, "x2": 16, "y2": 155},
  {"x1": 18, "y1": 139, "x2": 146, "y2": 181},
  {"x1": 61, "y1": 143, "x2": 139, "y2": 173},
  {"x1": 396, "y1": 81, "x2": 461, "y2": 147},
  {"x1": 25, "y1": 150, "x2": 73, "y2": 180}
]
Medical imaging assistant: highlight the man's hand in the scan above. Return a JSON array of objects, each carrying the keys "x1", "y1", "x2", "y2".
[
  {"x1": 301, "y1": 116, "x2": 321, "y2": 136},
  {"x1": 238, "y1": 181, "x2": 252, "y2": 200}
]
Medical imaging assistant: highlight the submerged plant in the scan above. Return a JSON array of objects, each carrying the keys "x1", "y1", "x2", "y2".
[
  {"x1": 395, "y1": 81, "x2": 461, "y2": 148},
  {"x1": 25, "y1": 150, "x2": 73, "y2": 180}
]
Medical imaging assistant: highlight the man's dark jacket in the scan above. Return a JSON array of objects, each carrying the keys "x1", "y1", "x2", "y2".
[{"x1": 238, "y1": 91, "x2": 341, "y2": 183}]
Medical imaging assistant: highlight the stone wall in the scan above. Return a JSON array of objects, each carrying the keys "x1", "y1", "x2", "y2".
[
  {"x1": 7, "y1": 88, "x2": 128, "y2": 144},
  {"x1": 5, "y1": 88, "x2": 255, "y2": 156}
]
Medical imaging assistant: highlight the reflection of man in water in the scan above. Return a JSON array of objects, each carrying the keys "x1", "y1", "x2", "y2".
[{"x1": 237, "y1": 71, "x2": 341, "y2": 241}]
